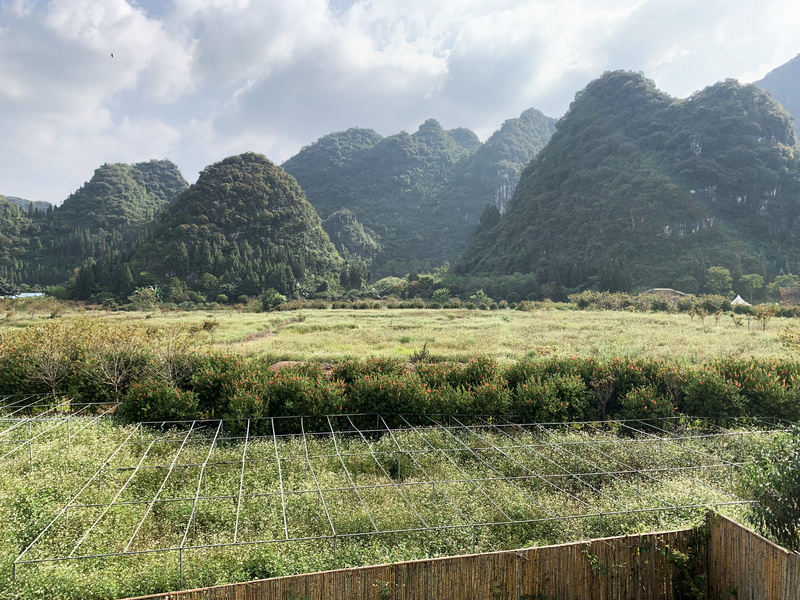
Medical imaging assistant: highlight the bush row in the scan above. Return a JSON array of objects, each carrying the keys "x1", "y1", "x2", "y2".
[
  {"x1": 120, "y1": 356, "x2": 800, "y2": 428},
  {"x1": 3, "y1": 322, "x2": 800, "y2": 427}
]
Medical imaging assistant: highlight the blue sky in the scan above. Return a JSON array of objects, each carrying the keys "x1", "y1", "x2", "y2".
[{"x1": 1, "y1": 0, "x2": 798, "y2": 204}]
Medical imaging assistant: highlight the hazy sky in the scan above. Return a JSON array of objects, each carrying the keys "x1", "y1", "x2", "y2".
[{"x1": 2, "y1": 0, "x2": 799, "y2": 204}]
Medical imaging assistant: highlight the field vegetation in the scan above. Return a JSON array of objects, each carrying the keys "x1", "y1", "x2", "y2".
[
  {"x1": 2, "y1": 299, "x2": 800, "y2": 598},
  {"x1": 0, "y1": 414, "x2": 775, "y2": 599},
  {"x1": 0, "y1": 298, "x2": 794, "y2": 364}
]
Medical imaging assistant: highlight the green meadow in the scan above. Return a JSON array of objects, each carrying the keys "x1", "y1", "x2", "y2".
[{"x1": 2, "y1": 303, "x2": 791, "y2": 363}]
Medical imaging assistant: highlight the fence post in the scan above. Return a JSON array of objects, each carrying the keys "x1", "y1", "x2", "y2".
[{"x1": 28, "y1": 421, "x2": 33, "y2": 469}]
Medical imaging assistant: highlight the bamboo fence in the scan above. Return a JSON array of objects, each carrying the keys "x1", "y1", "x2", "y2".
[
  {"x1": 125, "y1": 513, "x2": 800, "y2": 600},
  {"x1": 707, "y1": 513, "x2": 800, "y2": 599},
  {"x1": 125, "y1": 527, "x2": 695, "y2": 600}
]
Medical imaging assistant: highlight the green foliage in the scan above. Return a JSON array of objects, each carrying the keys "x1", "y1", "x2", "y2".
[
  {"x1": 132, "y1": 153, "x2": 342, "y2": 299},
  {"x1": 513, "y1": 373, "x2": 591, "y2": 422},
  {"x1": 739, "y1": 273, "x2": 764, "y2": 303},
  {"x1": 742, "y1": 424, "x2": 800, "y2": 551},
  {"x1": 710, "y1": 358, "x2": 800, "y2": 421},
  {"x1": 322, "y1": 209, "x2": 382, "y2": 262},
  {"x1": 17, "y1": 160, "x2": 187, "y2": 291},
  {"x1": 0, "y1": 197, "x2": 34, "y2": 287},
  {"x1": 128, "y1": 287, "x2": 159, "y2": 310},
  {"x1": 0, "y1": 276, "x2": 20, "y2": 297},
  {"x1": 260, "y1": 288, "x2": 287, "y2": 311},
  {"x1": 189, "y1": 355, "x2": 248, "y2": 414},
  {"x1": 458, "y1": 71, "x2": 800, "y2": 294},
  {"x1": 347, "y1": 372, "x2": 432, "y2": 415},
  {"x1": 618, "y1": 385, "x2": 676, "y2": 420},
  {"x1": 118, "y1": 377, "x2": 199, "y2": 422},
  {"x1": 705, "y1": 267, "x2": 732, "y2": 296},
  {"x1": 682, "y1": 370, "x2": 746, "y2": 421},
  {"x1": 284, "y1": 111, "x2": 555, "y2": 276}
]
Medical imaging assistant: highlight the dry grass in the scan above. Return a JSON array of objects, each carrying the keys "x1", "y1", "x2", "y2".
[{"x1": 2, "y1": 304, "x2": 794, "y2": 363}]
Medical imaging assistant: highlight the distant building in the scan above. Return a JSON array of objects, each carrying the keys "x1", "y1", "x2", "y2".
[
  {"x1": 4, "y1": 292, "x2": 46, "y2": 299},
  {"x1": 642, "y1": 288, "x2": 687, "y2": 297}
]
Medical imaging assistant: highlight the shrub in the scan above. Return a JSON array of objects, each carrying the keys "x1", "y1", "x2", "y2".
[
  {"x1": 190, "y1": 355, "x2": 249, "y2": 416},
  {"x1": 681, "y1": 369, "x2": 746, "y2": 421},
  {"x1": 699, "y1": 294, "x2": 732, "y2": 314},
  {"x1": 265, "y1": 364, "x2": 345, "y2": 418},
  {"x1": 118, "y1": 378, "x2": 198, "y2": 422},
  {"x1": 468, "y1": 379, "x2": 512, "y2": 415},
  {"x1": 330, "y1": 358, "x2": 407, "y2": 384},
  {"x1": 742, "y1": 425, "x2": 800, "y2": 551},
  {"x1": 616, "y1": 385, "x2": 676, "y2": 420},
  {"x1": 513, "y1": 373, "x2": 591, "y2": 422},
  {"x1": 711, "y1": 359, "x2": 800, "y2": 421},
  {"x1": 445, "y1": 357, "x2": 502, "y2": 390},
  {"x1": 225, "y1": 386, "x2": 268, "y2": 425},
  {"x1": 0, "y1": 333, "x2": 33, "y2": 395},
  {"x1": 347, "y1": 373, "x2": 432, "y2": 415}
]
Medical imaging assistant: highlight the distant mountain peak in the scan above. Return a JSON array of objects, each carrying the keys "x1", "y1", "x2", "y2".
[{"x1": 458, "y1": 71, "x2": 800, "y2": 296}]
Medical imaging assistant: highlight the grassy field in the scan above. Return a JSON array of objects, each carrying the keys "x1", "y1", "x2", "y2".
[
  {"x1": 0, "y1": 302, "x2": 795, "y2": 598},
  {"x1": 0, "y1": 414, "x2": 772, "y2": 599},
  {"x1": 1, "y1": 304, "x2": 794, "y2": 363}
]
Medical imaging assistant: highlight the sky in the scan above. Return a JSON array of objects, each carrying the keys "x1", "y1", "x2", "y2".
[{"x1": 1, "y1": 0, "x2": 799, "y2": 204}]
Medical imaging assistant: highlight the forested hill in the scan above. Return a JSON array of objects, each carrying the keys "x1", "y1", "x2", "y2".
[
  {"x1": 283, "y1": 111, "x2": 556, "y2": 276},
  {"x1": 128, "y1": 153, "x2": 342, "y2": 301},
  {"x1": 0, "y1": 197, "x2": 31, "y2": 285},
  {"x1": 458, "y1": 71, "x2": 800, "y2": 296},
  {"x1": 1, "y1": 160, "x2": 188, "y2": 288},
  {"x1": 756, "y1": 53, "x2": 800, "y2": 126},
  {"x1": 2, "y1": 196, "x2": 52, "y2": 213},
  {"x1": 443, "y1": 108, "x2": 558, "y2": 215},
  {"x1": 55, "y1": 160, "x2": 187, "y2": 234}
]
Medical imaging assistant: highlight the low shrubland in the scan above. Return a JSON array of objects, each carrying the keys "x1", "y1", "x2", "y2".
[
  {"x1": 2, "y1": 320, "x2": 800, "y2": 425},
  {"x1": 0, "y1": 418, "x2": 770, "y2": 599}
]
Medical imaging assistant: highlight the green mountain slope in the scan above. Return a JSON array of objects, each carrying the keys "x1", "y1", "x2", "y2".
[
  {"x1": 55, "y1": 159, "x2": 187, "y2": 234},
  {"x1": 283, "y1": 111, "x2": 555, "y2": 276},
  {"x1": 0, "y1": 196, "x2": 33, "y2": 285},
  {"x1": 131, "y1": 153, "x2": 342, "y2": 299},
  {"x1": 2, "y1": 196, "x2": 52, "y2": 214},
  {"x1": 756, "y1": 53, "x2": 800, "y2": 125},
  {"x1": 458, "y1": 71, "x2": 800, "y2": 295},
  {"x1": 15, "y1": 160, "x2": 189, "y2": 287}
]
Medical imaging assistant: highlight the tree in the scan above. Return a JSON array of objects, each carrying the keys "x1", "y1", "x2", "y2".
[
  {"x1": 89, "y1": 323, "x2": 148, "y2": 402},
  {"x1": 260, "y1": 288, "x2": 287, "y2": 311},
  {"x1": 26, "y1": 321, "x2": 90, "y2": 402},
  {"x1": 740, "y1": 273, "x2": 764, "y2": 303},
  {"x1": 128, "y1": 287, "x2": 159, "y2": 310},
  {"x1": 705, "y1": 266, "x2": 732, "y2": 296},
  {"x1": 753, "y1": 304, "x2": 777, "y2": 331},
  {"x1": 769, "y1": 273, "x2": 800, "y2": 296},
  {"x1": 0, "y1": 276, "x2": 19, "y2": 297},
  {"x1": 743, "y1": 425, "x2": 800, "y2": 550}
]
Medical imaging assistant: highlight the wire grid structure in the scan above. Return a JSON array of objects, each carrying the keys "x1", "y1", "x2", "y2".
[
  {"x1": 0, "y1": 394, "x2": 113, "y2": 466},
  {"x1": 8, "y1": 412, "x2": 785, "y2": 588}
]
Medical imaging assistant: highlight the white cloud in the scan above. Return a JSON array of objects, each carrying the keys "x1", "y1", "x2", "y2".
[{"x1": 1, "y1": 0, "x2": 799, "y2": 203}]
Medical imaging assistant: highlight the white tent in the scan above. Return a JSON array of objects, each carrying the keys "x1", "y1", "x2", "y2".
[{"x1": 731, "y1": 295, "x2": 751, "y2": 306}]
